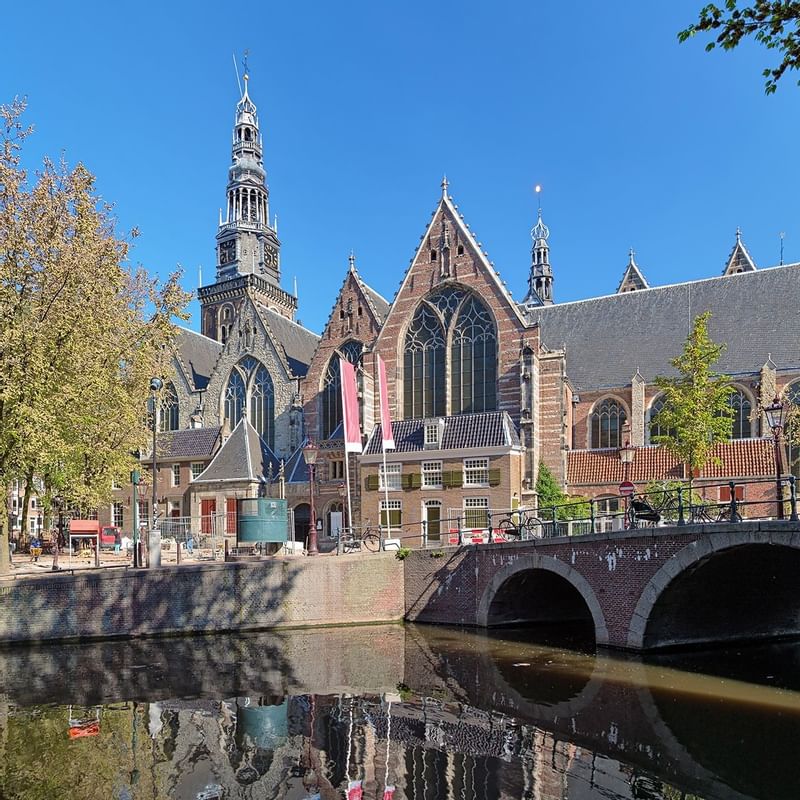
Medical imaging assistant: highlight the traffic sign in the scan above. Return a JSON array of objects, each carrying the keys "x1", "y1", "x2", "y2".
[{"x1": 619, "y1": 481, "x2": 635, "y2": 496}]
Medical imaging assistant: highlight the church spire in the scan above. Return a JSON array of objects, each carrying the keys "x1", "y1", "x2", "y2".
[
  {"x1": 215, "y1": 65, "x2": 281, "y2": 285},
  {"x1": 523, "y1": 206, "x2": 553, "y2": 305},
  {"x1": 617, "y1": 249, "x2": 649, "y2": 293}
]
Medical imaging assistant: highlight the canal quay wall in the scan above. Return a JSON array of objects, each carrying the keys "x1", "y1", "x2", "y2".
[{"x1": 0, "y1": 552, "x2": 404, "y2": 645}]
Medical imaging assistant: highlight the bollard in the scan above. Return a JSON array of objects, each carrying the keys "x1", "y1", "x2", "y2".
[
  {"x1": 457, "y1": 517, "x2": 463, "y2": 546},
  {"x1": 790, "y1": 476, "x2": 799, "y2": 522},
  {"x1": 677, "y1": 486, "x2": 685, "y2": 526},
  {"x1": 486, "y1": 509, "x2": 492, "y2": 542},
  {"x1": 729, "y1": 481, "x2": 738, "y2": 522},
  {"x1": 421, "y1": 519, "x2": 427, "y2": 548},
  {"x1": 94, "y1": 542, "x2": 100, "y2": 569},
  {"x1": 176, "y1": 537, "x2": 182, "y2": 565},
  {"x1": 224, "y1": 538, "x2": 229, "y2": 561}
]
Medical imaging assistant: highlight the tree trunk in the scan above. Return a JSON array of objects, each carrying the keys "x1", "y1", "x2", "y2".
[
  {"x1": 19, "y1": 468, "x2": 34, "y2": 546},
  {"x1": 0, "y1": 506, "x2": 10, "y2": 576}
]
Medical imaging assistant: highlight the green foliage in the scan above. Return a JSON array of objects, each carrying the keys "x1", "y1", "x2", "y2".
[
  {"x1": 0, "y1": 100, "x2": 189, "y2": 573},
  {"x1": 653, "y1": 313, "x2": 734, "y2": 481},
  {"x1": 395, "y1": 546, "x2": 411, "y2": 560},
  {"x1": 679, "y1": 2, "x2": 800, "y2": 94},
  {"x1": 535, "y1": 463, "x2": 589, "y2": 520},
  {"x1": 642, "y1": 479, "x2": 705, "y2": 509},
  {"x1": 429, "y1": 550, "x2": 445, "y2": 558}
]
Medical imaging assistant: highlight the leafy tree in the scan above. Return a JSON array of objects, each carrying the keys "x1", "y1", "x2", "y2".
[
  {"x1": 0, "y1": 99, "x2": 189, "y2": 574},
  {"x1": 652, "y1": 312, "x2": 734, "y2": 491},
  {"x1": 535, "y1": 462, "x2": 590, "y2": 522},
  {"x1": 679, "y1": 2, "x2": 800, "y2": 93}
]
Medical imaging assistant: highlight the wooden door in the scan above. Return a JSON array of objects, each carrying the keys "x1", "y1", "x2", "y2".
[{"x1": 201, "y1": 498, "x2": 216, "y2": 535}]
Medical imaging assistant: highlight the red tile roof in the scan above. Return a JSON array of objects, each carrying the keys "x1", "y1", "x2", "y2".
[{"x1": 567, "y1": 439, "x2": 775, "y2": 487}]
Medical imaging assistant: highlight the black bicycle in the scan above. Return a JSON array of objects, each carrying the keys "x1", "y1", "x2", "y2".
[
  {"x1": 496, "y1": 513, "x2": 545, "y2": 541},
  {"x1": 338, "y1": 525, "x2": 382, "y2": 553}
]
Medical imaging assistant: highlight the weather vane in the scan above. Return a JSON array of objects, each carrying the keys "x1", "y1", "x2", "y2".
[{"x1": 242, "y1": 49, "x2": 250, "y2": 78}]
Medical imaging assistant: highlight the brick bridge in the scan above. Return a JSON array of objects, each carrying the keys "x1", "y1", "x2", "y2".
[{"x1": 404, "y1": 521, "x2": 800, "y2": 650}]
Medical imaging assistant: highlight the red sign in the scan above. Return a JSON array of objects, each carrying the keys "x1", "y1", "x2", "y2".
[{"x1": 619, "y1": 481, "x2": 635, "y2": 496}]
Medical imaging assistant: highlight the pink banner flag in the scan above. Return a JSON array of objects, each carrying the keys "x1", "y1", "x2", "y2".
[
  {"x1": 340, "y1": 359, "x2": 362, "y2": 453},
  {"x1": 377, "y1": 355, "x2": 395, "y2": 450}
]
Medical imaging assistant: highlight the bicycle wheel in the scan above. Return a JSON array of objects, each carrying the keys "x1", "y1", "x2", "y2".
[
  {"x1": 362, "y1": 531, "x2": 381, "y2": 552},
  {"x1": 497, "y1": 518, "x2": 518, "y2": 541},
  {"x1": 522, "y1": 516, "x2": 543, "y2": 539}
]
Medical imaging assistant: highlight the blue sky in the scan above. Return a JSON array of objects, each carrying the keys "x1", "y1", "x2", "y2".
[{"x1": 3, "y1": 1, "x2": 798, "y2": 333}]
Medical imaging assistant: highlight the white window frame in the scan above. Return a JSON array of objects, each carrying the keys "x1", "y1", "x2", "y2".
[
  {"x1": 112, "y1": 501, "x2": 124, "y2": 528},
  {"x1": 424, "y1": 423, "x2": 440, "y2": 446},
  {"x1": 171, "y1": 464, "x2": 181, "y2": 487},
  {"x1": 463, "y1": 458, "x2": 489, "y2": 487},
  {"x1": 379, "y1": 463, "x2": 402, "y2": 491},
  {"x1": 380, "y1": 499, "x2": 402, "y2": 528},
  {"x1": 463, "y1": 497, "x2": 489, "y2": 529},
  {"x1": 190, "y1": 462, "x2": 204, "y2": 481},
  {"x1": 421, "y1": 461, "x2": 443, "y2": 489}
]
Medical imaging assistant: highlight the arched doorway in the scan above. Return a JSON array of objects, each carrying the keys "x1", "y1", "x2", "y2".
[{"x1": 293, "y1": 503, "x2": 310, "y2": 548}]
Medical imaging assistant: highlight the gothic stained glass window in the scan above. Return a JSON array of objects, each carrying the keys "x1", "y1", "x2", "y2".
[
  {"x1": 404, "y1": 303, "x2": 446, "y2": 419},
  {"x1": 403, "y1": 288, "x2": 497, "y2": 419},
  {"x1": 590, "y1": 398, "x2": 627, "y2": 449},
  {"x1": 648, "y1": 395, "x2": 675, "y2": 442},
  {"x1": 729, "y1": 388, "x2": 752, "y2": 439},
  {"x1": 451, "y1": 295, "x2": 497, "y2": 414},
  {"x1": 159, "y1": 382, "x2": 179, "y2": 432},
  {"x1": 223, "y1": 369, "x2": 246, "y2": 430},
  {"x1": 321, "y1": 341, "x2": 363, "y2": 439},
  {"x1": 250, "y1": 364, "x2": 275, "y2": 449}
]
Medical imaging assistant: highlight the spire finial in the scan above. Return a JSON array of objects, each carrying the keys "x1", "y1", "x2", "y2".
[
  {"x1": 736, "y1": 226, "x2": 742, "y2": 243},
  {"x1": 629, "y1": 247, "x2": 635, "y2": 263},
  {"x1": 348, "y1": 250, "x2": 356, "y2": 271},
  {"x1": 535, "y1": 184, "x2": 542, "y2": 212},
  {"x1": 242, "y1": 49, "x2": 250, "y2": 82},
  {"x1": 441, "y1": 175, "x2": 449, "y2": 196}
]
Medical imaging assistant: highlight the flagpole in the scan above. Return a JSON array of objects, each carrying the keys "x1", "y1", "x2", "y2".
[
  {"x1": 344, "y1": 450, "x2": 354, "y2": 544},
  {"x1": 381, "y1": 442, "x2": 391, "y2": 542}
]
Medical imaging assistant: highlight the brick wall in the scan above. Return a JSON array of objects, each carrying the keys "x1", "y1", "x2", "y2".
[{"x1": 0, "y1": 553, "x2": 404, "y2": 645}]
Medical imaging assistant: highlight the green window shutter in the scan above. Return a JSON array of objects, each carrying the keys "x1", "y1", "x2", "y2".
[
  {"x1": 365, "y1": 474, "x2": 379, "y2": 491},
  {"x1": 488, "y1": 469, "x2": 501, "y2": 487},
  {"x1": 409, "y1": 473, "x2": 422, "y2": 489}
]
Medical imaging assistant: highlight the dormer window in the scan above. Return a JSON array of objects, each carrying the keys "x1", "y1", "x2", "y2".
[{"x1": 424, "y1": 420, "x2": 443, "y2": 448}]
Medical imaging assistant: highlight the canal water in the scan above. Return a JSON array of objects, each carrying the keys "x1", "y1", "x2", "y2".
[{"x1": 0, "y1": 623, "x2": 798, "y2": 799}]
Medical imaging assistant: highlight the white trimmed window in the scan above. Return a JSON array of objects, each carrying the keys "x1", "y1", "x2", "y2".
[
  {"x1": 379, "y1": 463, "x2": 402, "y2": 491},
  {"x1": 191, "y1": 462, "x2": 204, "y2": 481},
  {"x1": 421, "y1": 461, "x2": 443, "y2": 489},
  {"x1": 112, "y1": 502, "x2": 124, "y2": 528},
  {"x1": 380, "y1": 499, "x2": 402, "y2": 527},
  {"x1": 171, "y1": 464, "x2": 181, "y2": 487},
  {"x1": 424, "y1": 422, "x2": 440, "y2": 447},
  {"x1": 464, "y1": 497, "x2": 489, "y2": 529},
  {"x1": 463, "y1": 458, "x2": 489, "y2": 487}
]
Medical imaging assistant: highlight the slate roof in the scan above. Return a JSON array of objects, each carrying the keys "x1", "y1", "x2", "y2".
[
  {"x1": 524, "y1": 263, "x2": 800, "y2": 391},
  {"x1": 174, "y1": 328, "x2": 222, "y2": 391},
  {"x1": 359, "y1": 280, "x2": 391, "y2": 324},
  {"x1": 256, "y1": 304, "x2": 320, "y2": 377},
  {"x1": 193, "y1": 419, "x2": 279, "y2": 483},
  {"x1": 157, "y1": 427, "x2": 221, "y2": 459},
  {"x1": 567, "y1": 439, "x2": 774, "y2": 485},
  {"x1": 282, "y1": 442, "x2": 309, "y2": 483},
  {"x1": 363, "y1": 411, "x2": 521, "y2": 455}
]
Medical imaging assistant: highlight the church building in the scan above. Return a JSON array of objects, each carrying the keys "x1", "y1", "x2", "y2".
[{"x1": 108, "y1": 74, "x2": 800, "y2": 547}]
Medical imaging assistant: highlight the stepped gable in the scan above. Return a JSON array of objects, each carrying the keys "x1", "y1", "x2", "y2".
[
  {"x1": 526, "y1": 263, "x2": 800, "y2": 392},
  {"x1": 193, "y1": 418, "x2": 279, "y2": 483},
  {"x1": 174, "y1": 327, "x2": 223, "y2": 391}
]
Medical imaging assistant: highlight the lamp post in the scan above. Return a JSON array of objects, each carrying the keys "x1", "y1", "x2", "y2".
[
  {"x1": 303, "y1": 440, "x2": 320, "y2": 556},
  {"x1": 619, "y1": 430, "x2": 635, "y2": 529},
  {"x1": 148, "y1": 378, "x2": 163, "y2": 566},
  {"x1": 764, "y1": 396, "x2": 788, "y2": 520},
  {"x1": 52, "y1": 495, "x2": 64, "y2": 572}
]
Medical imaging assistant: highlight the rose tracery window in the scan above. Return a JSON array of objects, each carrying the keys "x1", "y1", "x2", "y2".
[
  {"x1": 321, "y1": 340, "x2": 363, "y2": 439},
  {"x1": 590, "y1": 398, "x2": 627, "y2": 449},
  {"x1": 223, "y1": 357, "x2": 275, "y2": 448},
  {"x1": 403, "y1": 288, "x2": 496, "y2": 419}
]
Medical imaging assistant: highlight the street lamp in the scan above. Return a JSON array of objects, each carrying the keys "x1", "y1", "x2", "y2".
[
  {"x1": 764, "y1": 395, "x2": 788, "y2": 519},
  {"x1": 148, "y1": 378, "x2": 163, "y2": 565},
  {"x1": 52, "y1": 495, "x2": 64, "y2": 572},
  {"x1": 303, "y1": 440, "x2": 320, "y2": 556},
  {"x1": 619, "y1": 427, "x2": 635, "y2": 529}
]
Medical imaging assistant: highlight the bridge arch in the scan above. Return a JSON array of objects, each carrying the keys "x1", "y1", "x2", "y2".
[
  {"x1": 477, "y1": 554, "x2": 609, "y2": 646},
  {"x1": 627, "y1": 530, "x2": 800, "y2": 650}
]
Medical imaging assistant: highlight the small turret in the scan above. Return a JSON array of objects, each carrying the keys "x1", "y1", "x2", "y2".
[
  {"x1": 523, "y1": 208, "x2": 553, "y2": 305},
  {"x1": 723, "y1": 228, "x2": 757, "y2": 275},
  {"x1": 617, "y1": 249, "x2": 649, "y2": 293}
]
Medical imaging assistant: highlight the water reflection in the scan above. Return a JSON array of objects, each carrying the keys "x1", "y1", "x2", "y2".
[{"x1": 0, "y1": 624, "x2": 799, "y2": 799}]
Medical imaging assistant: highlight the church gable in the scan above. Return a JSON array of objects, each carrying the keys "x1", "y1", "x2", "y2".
[
  {"x1": 723, "y1": 229, "x2": 757, "y2": 275},
  {"x1": 373, "y1": 181, "x2": 529, "y2": 421},
  {"x1": 617, "y1": 250, "x2": 649, "y2": 293}
]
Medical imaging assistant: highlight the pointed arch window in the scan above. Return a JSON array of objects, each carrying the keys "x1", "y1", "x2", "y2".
[
  {"x1": 159, "y1": 382, "x2": 180, "y2": 432},
  {"x1": 648, "y1": 394, "x2": 674, "y2": 443},
  {"x1": 590, "y1": 398, "x2": 627, "y2": 449},
  {"x1": 729, "y1": 388, "x2": 752, "y2": 439},
  {"x1": 223, "y1": 358, "x2": 275, "y2": 449},
  {"x1": 321, "y1": 340, "x2": 363, "y2": 439},
  {"x1": 403, "y1": 288, "x2": 497, "y2": 419}
]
